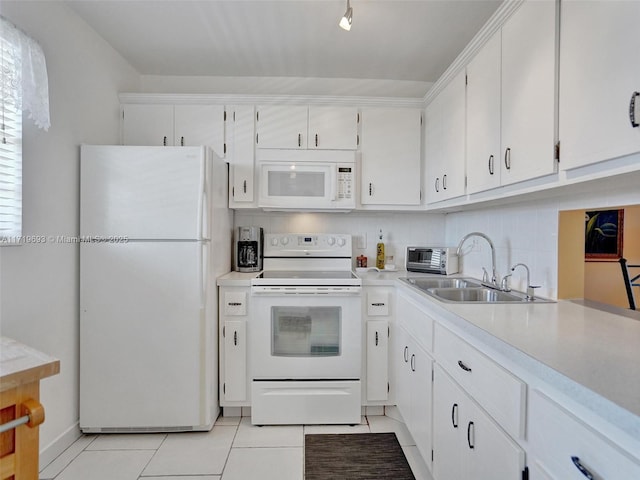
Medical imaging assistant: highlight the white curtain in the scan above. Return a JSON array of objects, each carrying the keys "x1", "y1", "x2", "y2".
[{"x1": 1, "y1": 15, "x2": 50, "y2": 131}]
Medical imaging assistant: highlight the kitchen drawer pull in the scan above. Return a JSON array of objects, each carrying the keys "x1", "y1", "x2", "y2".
[
  {"x1": 315, "y1": 133, "x2": 318, "y2": 147},
  {"x1": 403, "y1": 346, "x2": 409, "y2": 363},
  {"x1": 630, "y1": 91, "x2": 639, "y2": 128},
  {"x1": 451, "y1": 403, "x2": 458, "y2": 428},
  {"x1": 243, "y1": 180, "x2": 247, "y2": 193},
  {"x1": 467, "y1": 421, "x2": 475, "y2": 449},
  {"x1": 375, "y1": 331, "x2": 379, "y2": 346},
  {"x1": 228, "y1": 302, "x2": 242, "y2": 306},
  {"x1": 163, "y1": 136, "x2": 167, "y2": 146},
  {"x1": 488, "y1": 154, "x2": 494, "y2": 175},
  {"x1": 180, "y1": 136, "x2": 184, "y2": 146},
  {"x1": 233, "y1": 331, "x2": 238, "y2": 346},
  {"x1": 504, "y1": 147, "x2": 511, "y2": 170},
  {"x1": 457, "y1": 360, "x2": 472, "y2": 372},
  {"x1": 371, "y1": 302, "x2": 386, "y2": 307},
  {"x1": 298, "y1": 133, "x2": 302, "y2": 147},
  {"x1": 410, "y1": 353, "x2": 416, "y2": 372},
  {"x1": 571, "y1": 456, "x2": 595, "y2": 480}
]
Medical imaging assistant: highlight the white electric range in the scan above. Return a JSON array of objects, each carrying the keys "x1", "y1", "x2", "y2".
[{"x1": 249, "y1": 233, "x2": 362, "y2": 425}]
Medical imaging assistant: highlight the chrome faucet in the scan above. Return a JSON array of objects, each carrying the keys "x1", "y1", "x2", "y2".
[
  {"x1": 456, "y1": 232, "x2": 500, "y2": 289},
  {"x1": 511, "y1": 263, "x2": 540, "y2": 301}
]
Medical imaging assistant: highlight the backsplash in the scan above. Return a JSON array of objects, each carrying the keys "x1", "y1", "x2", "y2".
[
  {"x1": 234, "y1": 211, "x2": 447, "y2": 270},
  {"x1": 446, "y1": 176, "x2": 640, "y2": 300}
]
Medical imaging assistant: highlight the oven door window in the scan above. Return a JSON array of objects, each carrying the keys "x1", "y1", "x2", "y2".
[{"x1": 271, "y1": 306, "x2": 341, "y2": 357}]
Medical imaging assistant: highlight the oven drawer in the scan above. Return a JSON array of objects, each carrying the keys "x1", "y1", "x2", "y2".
[{"x1": 251, "y1": 380, "x2": 361, "y2": 425}]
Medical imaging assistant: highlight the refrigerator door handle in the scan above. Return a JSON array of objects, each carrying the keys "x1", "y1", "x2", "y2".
[
  {"x1": 200, "y1": 242, "x2": 209, "y2": 309},
  {"x1": 197, "y1": 150, "x2": 207, "y2": 240}
]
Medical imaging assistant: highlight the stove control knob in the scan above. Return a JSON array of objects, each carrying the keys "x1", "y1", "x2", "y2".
[
  {"x1": 271, "y1": 237, "x2": 279, "y2": 246},
  {"x1": 327, "y1": 237, "x2": 336, "y2": 246},
  {"x1": 337, "y1": 237, "x2": 346, "y2": 247},
  {"x1": 280, "y1": 236, "x2": 289, "y2": 245}
]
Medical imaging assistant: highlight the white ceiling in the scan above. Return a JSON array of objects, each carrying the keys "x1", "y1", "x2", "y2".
[{"x1": 65, "y1": 0, "x2": 502, "y2": 88}]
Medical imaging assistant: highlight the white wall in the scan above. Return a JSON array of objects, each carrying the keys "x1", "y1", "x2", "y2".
[
  {"x1": 445, "y1": 172, "x2": 640, "y2": 299},
  {"x1": 234, "y1": 211, "x2": 447, "y2": 269},
  {"x1": 0, "y1": 0, "x2": 139, "y2": 464}
]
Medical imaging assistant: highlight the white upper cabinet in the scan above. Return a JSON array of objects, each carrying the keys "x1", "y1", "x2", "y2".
[
  {"x1": 122, "y1": 104, "x2": 226, "y2": 159},
  {"x1": 466, "y1": 0, "x2": 557, "y2": 193},
  {"x1": 308, "y1": 106, "x2": 359, "y2": 150},
  {"x1": 360, "y1": 107, "x2": 422, "y2": 206},
  {"x1": 256, "y1": 105, "x2": 308, "y2": 149},
  {"x1": 500, "y1": 0, "x2": 557, "y2": 185},
  {"x1": 466, "y1": 32, "x2": 502, "y2": 194},
  {"x1": 255, "y1": 105, "x2": 358, "y2": 150},
  {"x1": 122, "y1": 104, "x2": 173, "y2": 146},
  {"x1": 228, "y1": 105, "x2": 256, "y2": 207},
  {"x1": 425, "y1": 70, "x2": 467, "y2": 203},
  {"x1": 559, "y1": 0, "x2": 640, "y2": 170}
]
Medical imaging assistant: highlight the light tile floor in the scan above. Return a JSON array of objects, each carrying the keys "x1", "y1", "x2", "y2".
[{"x1": 40, "y1": 415, "x2": 433, "y2": 480}]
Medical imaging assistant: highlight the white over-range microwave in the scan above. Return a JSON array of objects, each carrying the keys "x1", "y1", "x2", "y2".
[{"x1": 257, "y1": 149, "x2": 357, "y2": 211}]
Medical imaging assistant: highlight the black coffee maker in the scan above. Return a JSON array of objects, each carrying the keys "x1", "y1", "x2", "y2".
[{"x1": 235, "y1": 226, "x2": 263, "y2": 272}]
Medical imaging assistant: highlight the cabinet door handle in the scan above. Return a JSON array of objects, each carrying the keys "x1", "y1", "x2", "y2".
[
  {"x1": 298, "y1": 133, "x2": 302, "y2": 147},
  {"x1": 369, "y1": 182, "x2": 373, "y2": 196},
  {"x1": 180, "y1": 136, "x2": 184, "y2": 146},
  {"x1": 315, "y1": 133, "x2": 318, "y2": 147},
  {"x1": 375, "y1": 331, "x2": 379, "y2": 346},
  {"x1": 488, "y1": 154, "x2": 494, "y2": 175},
  {"x1": 435, "y1": 177, "x2": 440, "y2": 192},
  {"x1": 451, "y1": 403, "x2": 458, "y2": 428},
  {"x1": 457, "y1": 360, "x2": 472, "y2": 372},
  {"x1": 571, "y1": 457, "x2": 595, "y2": 479},
  {"x1": 233, "y1": 331, "x2": 238, "y2": 346},
  {"x1": 630, "y1": 91, "x2": 639, "y2": 128},
  {"x1": 410, "y1": 353, "x2": 416, "y2": 372},
  {"x1": 504, "y1": 147, "x2": 511, "y2": 170},
  {"x1": 163, "y1": 136, "x2": 167, "y2": 146},
  {"x1": 243, "y1": 180, "x2": 247, "y2": 193},
  {"x1": 442, "y1": 174, "x2": 447, "y2": 190},
  {"x1": 467, "y1": 421, "x2": 475, "y2": 449},
  {"x1": 403, "y1": 346, "x2": 409, "y2": 363}
]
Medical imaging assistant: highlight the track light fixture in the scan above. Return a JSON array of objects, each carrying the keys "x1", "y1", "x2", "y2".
[{"x1": 339, "y1": 0, "x2": 353, "y2": 31}]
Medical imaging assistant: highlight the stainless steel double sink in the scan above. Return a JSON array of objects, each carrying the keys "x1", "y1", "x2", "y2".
[{"x1": 401, "y1": 277, "x2": 553, "y2": 304}]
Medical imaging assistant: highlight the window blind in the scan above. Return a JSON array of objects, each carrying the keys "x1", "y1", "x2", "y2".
[{"x1": 0, "y1": 33, "x2": 23, "y2": 242}]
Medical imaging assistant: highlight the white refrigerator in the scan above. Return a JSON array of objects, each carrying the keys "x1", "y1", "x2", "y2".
[{"x1": 79, "y1": 145, "x2": 232, "y2": 432}]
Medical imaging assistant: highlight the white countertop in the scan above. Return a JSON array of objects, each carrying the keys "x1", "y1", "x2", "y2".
[{"x1": 217, "y1": 271, "x2": 260, "y2": 286}]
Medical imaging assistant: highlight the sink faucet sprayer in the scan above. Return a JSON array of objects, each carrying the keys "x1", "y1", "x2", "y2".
[
  {"x1": 456, "y1": 232, "x2": 500, "y2": 289},
  {"x1": 511, "y1": 263, "x2": 540, "y2": 301}
]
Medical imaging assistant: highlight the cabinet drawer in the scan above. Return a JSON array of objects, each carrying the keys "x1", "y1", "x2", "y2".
[
  {"x1": 434, "y1": 323, "x2": 525, "y2": 439},
  {"x1": 529, "y1": 390, "x2": 640, "y2": 480},
  {"x1": 396, "y1": 293, "x2": 433, "y2": 353},
  {"x1": 223, "y1": 291, "x2": 247, "y2": 316},
  {"x1": 367, "y1": 291, "x2": 390, "y2": 316}
]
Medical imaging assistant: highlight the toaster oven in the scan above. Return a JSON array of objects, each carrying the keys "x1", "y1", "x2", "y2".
[{"x1": 406, "y1": 247, "x2": 459, "y2": 275}]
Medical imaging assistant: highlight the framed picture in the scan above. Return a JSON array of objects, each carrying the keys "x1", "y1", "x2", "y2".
[{"x1": 585, "y1": 209, "x2": 624, "y2": 261}]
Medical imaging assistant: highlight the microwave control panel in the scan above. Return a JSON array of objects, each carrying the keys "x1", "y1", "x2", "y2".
[{"x1": 337, "y1": 166, "x2": 354, "y2": 200}]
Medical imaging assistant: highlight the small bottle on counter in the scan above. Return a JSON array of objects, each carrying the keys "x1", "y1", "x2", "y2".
[
  {"x1": 357, "y1": 255, "x2": 367, "y2": 268},
  {"x1": 376, "y1": 229, "x2": 385, "y2": 270}
]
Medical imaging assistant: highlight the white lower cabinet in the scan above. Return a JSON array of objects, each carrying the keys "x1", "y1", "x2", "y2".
[
  {"x1": 433, "y1": 365, "x2": 525, "y2": 480},
  {"x1": 219, "y1": 287, "x2": 250, "y2": 406},
  {"x1": 364, "y1": 288, "x2": 393, "y2": 404},
  {"x1": 366, "y1": 320, "x2": 389, "y2": 402},
  {"x1": 528, "y1": 390, "x2": 640, "y2": 480},
  {"x1": 394, "y1": 319, "x2": 433, "y2": 467},
  {"x1": 223, "y1": 319, "x2": 246, "y2": 402}
]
